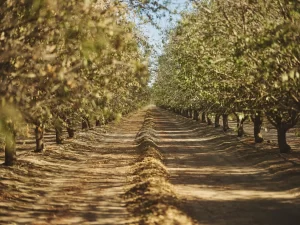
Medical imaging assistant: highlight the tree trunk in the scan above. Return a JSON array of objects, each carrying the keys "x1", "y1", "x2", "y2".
[
  {"x1": 185, "y1": 109, "x2": 189, "y2": 117},
  {"x1": 82, "y1": 118, "x2": 89, "y2": 130},
  {"x1": 193, "y1": 110, "x2": 199, "y2": 121},
  {"x1": 182, "y1": 109, "x2": 187, "y2": 117},
  {"x1": 35, "y1": 124, "x2": 45, "y2": 152},
  {"x1": 67, "y1": 127, "x2": 75, "y2": 138},
  {"x1": 237, "y1": 122, "x2": 244, "y2": 137},
  {"x1": 237, "y1": 118, "x2": 247, "y2": 137},
  {"x1": 4, "y1": 126, "x2": 17, "y2": 166},
  {"x1": 277, "y1": 126, "x2": 291, "y2": 153},
  {"x1": 188, "y1": 109, "x2": 193, "y2": 118},
  {"x1": 87, "y1": 118, "x2": 91, "y2": 128},
  {"x1": 252, "y1": 112, "x2": 264, "y2": 143},
  {"x1": 267, "y1": 110, "x2": 298, "y2": 153},
  {"x1": 201, "y1": 112, "x2": 206, "y2": 123},
  {"x1": 215, "y1": 114, "x2": 221, "y2": 128},
  {"x1": 66, "y1": 119, "x2": 75, "y2": 138},
  {"x1": 235, "y1": 114, "x2": 247, "y2": 137},
  {"x1": 55, "y1": 126, "x2": 63, "y2": 144},
  {"x1": 207, "y1": 115, "x2": 213, "y2": 125},
  {"x1": 222, "y1": 114, "x2": 229, "y2": 132},
  {"x1": 96, "y1": 119, "x2": 101, "y2": 127}
]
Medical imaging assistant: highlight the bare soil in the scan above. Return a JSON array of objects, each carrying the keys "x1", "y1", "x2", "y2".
[
  {"x1": 154, "y1": 108, "x2": 300, "y2": 225},
  {"x1": 0, "y1": 109, "x2": 147, "y2": 225},
  {"x1": 1, "y1": 106, "x2": 300, "y2": 225}
]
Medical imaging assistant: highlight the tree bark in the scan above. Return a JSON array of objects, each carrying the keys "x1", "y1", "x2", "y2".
[
  {"x1": 252, "y1": 112, "x2": 264, "y2": 143},
  {"x1": 222, "y1": 114, "x2": 229, "y2": 132},
  {"x1": 180, "y1": 109, "x2": 184, "y2": 116},
  {"x1": 193, "y1": 110, "x2": 199, "y2": 121},
  {"x1": 66, "y1": 119, "x2": 75, "y2": 138},
  {"x1": 277, "y1": 126, "x2": 291, "y2": 153},
  {"x1": 188, "y1": 109, "x2": 193, "y2": 118},
  {"x1": 55, "y1": 126, "x2": 63, "y2": 144},
  {"x1": 35, "y1": 123, "x2": 45, "y2": 152},
  {"x1": 182, "y1": 109, "x2": 188, "y2": 117},
  {"x1": 215, "y1": 114, "x2": 221, "y2": 128},
  {"x1": 201, "y1": 112, "x2": 206, "y2": 123},
  {"x1": 87, "y1": 117, "x2": 91, "y2": 128},
  {"x1": 185, "y1": 109, "x2": 188, "y2": 117},
  {"x1": 235, "y1": 113, "x2": 247, "y2": 137},
  {"x1": 237, "y1": 117, "x2": 248, "y2": 137},
  {"x1": 82, "y1": 117, "x2": 89, "y2": 130},
  {"x1": 4, "y1": 124, "x2": 17, "y2": 166},
  {"x1": 267, "y1": 110, "x2": 298, "y2": 153},
  {"x1": 96, "y1": 119, "x2": 101, "y2": 127},
  {"x1": 207, "y1": 115, "x2": 213, "y2": 125},
  {"x1": 237, "y1": 121, "x2": 244, "y2": 137}
]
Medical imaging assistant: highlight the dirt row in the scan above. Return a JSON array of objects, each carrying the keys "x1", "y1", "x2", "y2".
[
  {"x1": 154, "y1": 108, "x2": 300, "y2": 225},
  {"x1": 0, "y1": 108, "x2": 148, "y2": 224},
  {"x1": 124, "y1": 110, "x2": 196, "y2": 224},
  {"x1": 1, "y1": 106, "x2": 299, "y2": 225}
]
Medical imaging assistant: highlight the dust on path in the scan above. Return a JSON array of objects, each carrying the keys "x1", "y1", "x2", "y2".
[
  {"x1": 153, "y1": 108, "x2": 300, "y2": 225},
  {"x1": 0, "y1": 109, "x2": 147, "y2": 225}
]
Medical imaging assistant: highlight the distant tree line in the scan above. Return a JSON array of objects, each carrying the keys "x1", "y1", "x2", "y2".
[
  {"x1": 0, "y1": 0, "x2": 158, "y2": 165},
  {"x1": 153, "y1": 0, "x2": 300, "y2": 153}
]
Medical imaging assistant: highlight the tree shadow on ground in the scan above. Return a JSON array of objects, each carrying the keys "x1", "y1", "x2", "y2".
[{"x1": 152, "y1": 107, "x2": 300, "y2": 225}]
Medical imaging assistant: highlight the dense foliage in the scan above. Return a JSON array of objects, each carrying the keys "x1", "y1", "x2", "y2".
[
  {"x1": 0, "y1": 0, "x2": 156, "y2": 165},
  {"x1": 153, "y1": 0, "x2": 300, "y2": 153}
]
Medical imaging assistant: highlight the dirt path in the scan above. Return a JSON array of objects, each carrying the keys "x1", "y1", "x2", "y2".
[
  {"x1": 154, "y1": 108, "x2": 300, "y2": 225},
  {"x1": 1, "y1": 107, "x2": 300, "y2": 225},
  {"x1": 0, "y1": 109, "x2": 147, "y2": 225}
]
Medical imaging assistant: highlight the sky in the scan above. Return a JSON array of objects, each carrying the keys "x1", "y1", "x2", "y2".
[
  {"x1": 132, "y1": 0, "x2": 192, "y2": 85},
  {"x1": 140, "y1": 0, "x2": 191, "y2": 56}
]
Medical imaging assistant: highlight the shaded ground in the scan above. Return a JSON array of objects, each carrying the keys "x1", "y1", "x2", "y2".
[
  {"x1": 1, "y1": 106, "x2": 300, "y2": 225},
  {"x1": 154, "y1": 108, "x2": 300, "y2": 225},
  {"x1": 0, "y1": 109, "x2": 147, "y2": 225}
]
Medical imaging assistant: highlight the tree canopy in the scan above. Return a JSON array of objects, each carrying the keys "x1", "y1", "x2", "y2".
[{"x1": 153, "y1": 0, "x2": 300, "y2": 153}]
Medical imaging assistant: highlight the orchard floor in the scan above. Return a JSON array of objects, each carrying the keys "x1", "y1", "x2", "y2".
[
  {"x1": 0, "y1": 108, "x2": 148, "y2": 225},
  {"x1": 154, "y1": 108, "x2": 300, "y2": 225},
  {"x1": 1, "y1": 106, "x2": 300, "y2": 225}
]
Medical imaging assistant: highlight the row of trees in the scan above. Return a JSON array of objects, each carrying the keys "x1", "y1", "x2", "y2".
[
  {"x1": 0, "y1": 0, "x2": 158, "y2": 166},
  {"x1": 153, "y1": 0, "x2": 300, "y2": 153}
]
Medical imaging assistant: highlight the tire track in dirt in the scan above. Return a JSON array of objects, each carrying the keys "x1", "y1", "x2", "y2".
[
  {"x1": 153, "y1": 108, "x2": 300, "y2": 225},
  {"x1": 0, "y1": 109, "x2": 148, "y2": 225}
]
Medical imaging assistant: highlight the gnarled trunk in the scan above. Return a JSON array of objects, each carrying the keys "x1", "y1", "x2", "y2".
[
  {"x1": 193, "y1": 110, "x2": 199, "y2": 121},
  {"x1": 277, "y1": 126, "x2": 291, "y2": 153},
  {"x1": 215, "y1": 114, "x2": 221, "y2": 128},
  {"x1": 267, "y1": 110, "x2": 298, "y2": 153},
  {"x1": 184, "y1": 109, "x2": 189, "y2": 118},
  {"x1": 67, "y1": 127, "x2": 75, "y2": 138},
  {"x1": 201, "y1": 112, "x2": 206, "y2": 123},
  {"x1": 252, "y1": 112, "x2": 264, "y2": 143},
  {"x1": 235, "y1": 114, "x2": 248, "y2": 137},
  {"x1": 237, "y1": 122, "x2": 244, "y2": 137},
  {"x1": 188, "y1": 109, "x2": 193, "y2": 118},
  {"x1": 207, "y1": 115, "x2": 213, "y2": 125},
  {"x1": 35, "y1": 123, "x2": 45, "y2": 152},
  {"x1": 182, "y1": 109, "x2": 187, "y2": 117},
  {"x1": 237, "y1": 118, "x2": 248, "y2": 137},
  {"x1": 222, "y1": 114, "x2": 229, "y2": 132},
  {"x1": 55, "y1": 126, "x2": 63, "y2": 144},
  {"x1": 96, "y1": 119, "x2": 101, "y2": 127},
  {"x1": 4, "y1": 125, "x2": 17, "y2": 166},
  {"x1": 82, "y1": 117, "x2": 90, "y2": 130},
  {"x1": 66, "y1": 119, "x2": 75, "y2": 138}
]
